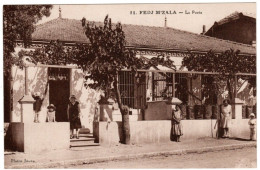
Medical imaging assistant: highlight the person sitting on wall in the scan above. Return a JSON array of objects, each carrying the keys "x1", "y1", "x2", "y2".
[
  {"x1": 46, "y1": 104, "x2": 56, "y2": 122},
  {"x1": 67, "y1": 95, "x2": 82, "y2": 139},
  {"x1": 220, "y1": 99, "x2": 232, "y2": 138},
  {"x1": 172, "y1": 104, "x2": 183, "y2": 142}
]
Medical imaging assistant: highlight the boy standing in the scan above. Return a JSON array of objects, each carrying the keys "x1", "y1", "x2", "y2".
[{"x1": 32, "y1": 92, "x2": 44, "y2": 123}]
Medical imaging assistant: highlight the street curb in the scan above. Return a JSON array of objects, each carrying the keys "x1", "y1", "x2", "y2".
[{"x1": 5, "y1": 142, "x2": 256, "y2": 169}]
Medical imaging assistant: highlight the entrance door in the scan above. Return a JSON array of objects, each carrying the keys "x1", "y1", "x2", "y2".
[{"x1": 48, "y1": 68, "x2": 70, "y2": 122}]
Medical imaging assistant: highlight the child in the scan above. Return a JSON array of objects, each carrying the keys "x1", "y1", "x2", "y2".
[
  {"x1": 32, "y1": 92, "x2": 44, "y2": 123},
  {"x1": 248, "y1": 113, "x2": 256, "y2": 141},
  {"x1": 46, "y1": 104, "x2": 56, "y2": 122}
]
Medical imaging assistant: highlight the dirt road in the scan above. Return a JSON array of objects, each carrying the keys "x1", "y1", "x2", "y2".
[{"x1": 65, "y1": 147, "x2": 256, "y2": 168}]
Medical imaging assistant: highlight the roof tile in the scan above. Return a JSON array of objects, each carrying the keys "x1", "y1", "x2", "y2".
[{"x1": 32, "y1": 18, "x2": 256, "y2": 55}]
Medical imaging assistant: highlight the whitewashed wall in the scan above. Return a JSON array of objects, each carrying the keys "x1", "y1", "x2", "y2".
[
  {"x1": 12, "y1": 66, "x2": 49, "y2": 123},
  {"x1": 70, "y1": 69, "x2": 101, "y2": 132}
]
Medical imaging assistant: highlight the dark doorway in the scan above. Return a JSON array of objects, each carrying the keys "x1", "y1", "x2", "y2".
[{"x1": 48, "y1": 68, "x2": 70, "y2": 122}]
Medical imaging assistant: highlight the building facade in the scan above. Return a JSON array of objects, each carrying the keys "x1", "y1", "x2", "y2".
[
  {"x1": 5, "y1": 16, "x2": 256, "y2": 134},
  {"x1": 204, "y1": 11, "x2": 256, "y2": 46}
]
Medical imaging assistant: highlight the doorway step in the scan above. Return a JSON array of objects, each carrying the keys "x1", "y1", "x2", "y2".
[{"x1": 70, "y1": 129, "x2": 99, "y2": 148}]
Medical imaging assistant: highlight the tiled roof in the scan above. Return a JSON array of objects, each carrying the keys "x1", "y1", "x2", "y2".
[
  {"x1": 216, "y1": 11, "x2": 256, "y2": 25},
  {"x1": 32, "y1": 18, "x2": 256, "y2": 55}
]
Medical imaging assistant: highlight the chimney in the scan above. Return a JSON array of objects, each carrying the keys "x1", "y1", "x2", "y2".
[
  {"x1": 201, "y1": 25, "x2": 206, "y2": 34},
  {"x1": 164, "y1": 16, "x2": 167, "y2": 28},
  {"x1": 59, "y1": 6, "x2": 62, "y2": 18}
]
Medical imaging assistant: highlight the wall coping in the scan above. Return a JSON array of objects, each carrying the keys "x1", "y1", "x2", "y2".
[{"x1": 233, "y1": 98, "x2": 245, "y2": 105}]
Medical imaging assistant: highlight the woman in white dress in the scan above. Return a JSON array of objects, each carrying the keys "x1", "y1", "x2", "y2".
[
  {"x1": 220, "y1": 99, "x2": 232, "y2": 138},
  {"x1": 248, "y1": 113, "x2": 256, "y2": 141}
]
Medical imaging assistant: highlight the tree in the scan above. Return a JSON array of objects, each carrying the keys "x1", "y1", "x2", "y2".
[
  {"x1": 3, "y1": 5, "x2": 53, "y2": 74},
  {"x1": 3, "y1": 5, "x2": 53, "y2": 122},
  {"x1": 182, "y1": 49, "x2": 256, "y2": 103},
  {"x1": 24, "y1": 15, "x2": 175, "y2": 144},
  {"x1": 73, "y1": 16, "x2": 175, "y2": 144}
]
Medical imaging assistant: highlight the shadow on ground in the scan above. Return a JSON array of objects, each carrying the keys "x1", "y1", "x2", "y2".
[{"x1": 229, "y1": 137, "x2": 251, "y2": 141}]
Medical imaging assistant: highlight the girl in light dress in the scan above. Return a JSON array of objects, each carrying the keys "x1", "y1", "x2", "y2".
[
  {"x1": 46, "y1": 104, "x2": 56, "y2": 122},
  {"x1": 248, "y1": 113, "x2": 256, "y2": 141}
]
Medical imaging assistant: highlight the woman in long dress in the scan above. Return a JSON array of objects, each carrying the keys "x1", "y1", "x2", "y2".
[
  {"x1": 220, "y1": 99, "x2": 232, "y2": 138},
  {"x1": 172, "y1": 105, "x2": 183, "y2": 142},
  {"x1": 67, "y1": 95, "x2": 82, "y2": 139}
]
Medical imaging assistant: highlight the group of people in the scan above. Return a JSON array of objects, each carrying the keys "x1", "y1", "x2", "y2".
[
  {"x1": 171, "y1": 99, "x2": 257, "y2": 142},
  {"x1": 33, "y1": 93, "x2": 82, "y2": 139},
  {"x1": 218, "y1": 99, "x2": 256, "y2": 141},
  {"x1": 33, "y1": 92, "x2": 256, "y2": 142}
]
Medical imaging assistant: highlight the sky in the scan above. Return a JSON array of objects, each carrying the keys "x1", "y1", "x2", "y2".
[{"x1": 38, "y1": 3, "x2": 256, "y2": 34}]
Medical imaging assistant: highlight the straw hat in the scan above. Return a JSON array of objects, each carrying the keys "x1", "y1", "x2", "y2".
[
  {"x1": 47, "y1": 104, "x2": 56, "y2": 110},
  {"x1": 69, "y1": 95, "x2": 76, "y2": 100},
  {"x1": 249, "y1": 113, "x2": 255, "y2": 118}
]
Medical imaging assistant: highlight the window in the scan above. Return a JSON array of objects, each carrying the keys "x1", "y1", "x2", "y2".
[
  {"x1": 118, "y1": 71, "x2": 146, "y2": 109},
  {"x1": 152, "y1": 72, "x2": 173, "y2": 101},
  {"x1": 118, "y1": 71, "x2": 135, "y2": 108},
  {"x1": 175, "y1": 73, "x2": 188, "y2": 104}
]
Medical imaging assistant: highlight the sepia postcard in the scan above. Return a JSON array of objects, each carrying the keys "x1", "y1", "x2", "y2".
[{"x1": 3, "y1": 2, "x2": 256, "y2": 169}]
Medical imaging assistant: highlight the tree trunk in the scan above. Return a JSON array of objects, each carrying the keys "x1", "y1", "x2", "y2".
[
  {"x1": 227, "y1": 76, "x2": 238, "y2": 102},
  {"x1": 227, "y1": 78, "x2": 234, "y2": 102},
  {"x1": 227, "y1": 76, "x2": 236, "y2": 119},
  {"x1": 187, "y1": 105, "x2": 195, "y2": 119},
  {"x1": 113, "y1": 75, "x2": 130, "y2": 144}
]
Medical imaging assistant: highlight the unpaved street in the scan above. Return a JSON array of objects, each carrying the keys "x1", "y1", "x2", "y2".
[{"x1": 65, "y1": 147, "x2": 256, "y2": 168}]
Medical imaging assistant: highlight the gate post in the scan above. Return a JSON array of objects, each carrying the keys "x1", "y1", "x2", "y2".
[
  {"x1": 234, "y1": 98, "x2": 244, "y2": 119},
  {"x1": 19, "y1": 65, "x2": 35, "y2": 123}
]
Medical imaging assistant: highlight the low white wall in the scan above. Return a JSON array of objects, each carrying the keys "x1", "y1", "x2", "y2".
[
  {"x1": 111, "y1": 109, "x2": 142, "y2": 121},
  {"x1": 99, "y1": 104, "x2": 142, "y2": 122},
  {"x1": 96, "y1": 119, "x2": 251, "y2": 145},
  {"x1": 10, "y1": 122, "x2": 70, "y2": 153}
]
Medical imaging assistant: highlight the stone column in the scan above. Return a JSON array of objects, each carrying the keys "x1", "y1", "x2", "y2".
[
  {"x1": 98, "y1": 98, "x2": 114, "y2": 121},
  {"x1": 234, "y1": 98, "x2": 244, "y2": 119},
  {"x1": 93, "y1": 98, "x2": 114, "y2": 143},
  {"x1": 18, "y1": 66, "x2": 35, "y2": 123}
]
